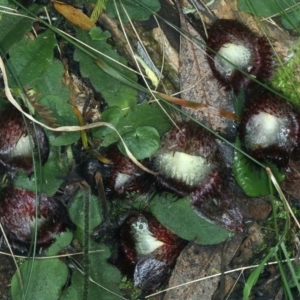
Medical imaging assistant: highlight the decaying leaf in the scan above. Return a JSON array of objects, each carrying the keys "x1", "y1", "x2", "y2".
[
  {"x1": 177, "y1": 3, "x2": 236, "y2": 140},
  {"x1": 164, "y1": 235, "x2": 244, "y2": 300},
  {"x1": 163, "y1": 223, "x2": 264, "y2": 299},
  {"x1": 281, "y1": 160, "x2": 300, "y2": 201},
  {"x1": 53, "y1": 1, "x2": 95, "y2": 30}
]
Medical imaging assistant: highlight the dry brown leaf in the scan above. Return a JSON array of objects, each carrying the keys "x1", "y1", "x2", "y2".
[
  {"x1": 53, "y1": 1, "x2": 95, "y2": 30},
  {"x1": 164, "y1": 235, "x2": 244, "y2": 300},
  {"x1": 177, "y1": 3, "x2": 236, "y2": 140},
  {"x1": 281, "y1": 160, "x2": 300, "y2": 201}
]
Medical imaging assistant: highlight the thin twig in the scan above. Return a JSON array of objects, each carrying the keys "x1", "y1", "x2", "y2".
[{"x1": 0, "y1": 249, "x2": 103, "y2": 259}]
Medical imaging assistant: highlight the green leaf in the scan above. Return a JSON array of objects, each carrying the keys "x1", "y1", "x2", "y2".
[
  {"x1": 233, "y1": 137, "x2": 285, "y2": 197},
  {"x1": 33, "y1": 60, "x2": 73, "y2": 145},
  {"x1": 271, "y1": 41, "x2": 300, "y2": 107},
  {"x1": 233, "y1": 91, "x2": 245, "y2": 117},
  {"x1": 39, "y1": 95, "x2": 80, "y2": 146},
  {"x1": 93, "y1": 106, "x2": 123, "y2": 146},
  {"x1": 34, "y1": 60, "x2": 70, "y2": 100},
  {"x1": 118, "y1": 126, "x2": 160, "y2": 159},
  {"x1": 11, "y1": 258, "x2": 68, "y2": 300},
  {"x1": 93, "y1": 102, "x2": 172, "y2": 147},
  {"x1": 7, "y1": 31, "x2": 78, "y2": 146},
  {"x1": 69, "y1": 243, "x2": 123, "y2": 300},
  {"x1": 101, "y1": 106, "x2": 124, "y2": 125},
  {"x1": 45, "y1": 230, "x2": 73, "y2": 256},
  {"x1": 243, "y1": 247, "x2": 276, "y2": 299},
  {"x1": 50, "y1": 132, "x2": 80, "y2": 147},
  {"x1": 238, "y1": 0, "x2": 298, "y2": 17},
  {"x1": 106, "y1": 0, "x2": 161, "y2": 22},
  {"x1": 67, "y1": 189, "x2": 123, "y2": 300},
  {"x1": 238, "y1": 0, "x2": 281, "y2": 17},
  {"x1": 238, "y1": 0, "x2": 300, "y2": 30},
  {"x1": 89, "y1": 27, "x2": 111, "y2": 40},
  {"x1": 60, "y1": 286, "x2": 79, "y2": 300},
  {"x1": 0, "y1": 3, "x2": 39, "y2": 55},
  {"x1": 281, "y1": 8, "x2": 300, "y2": 30},
  {"x1": 39, "y1": 95, "x2": 77, "y2": 127},
  {"x1": 8, "y1": 30, "x2": 57, "y2": 87},
  {"x1": 13, "y1": 145, "x2": 73, "y2": 196},
  {"x1": 288, "y1": 264, "x2": 300, "y2": 288},
  {"x1": 149, "y1": 194, "x2": 233, "y2": 245},
  {"x1": 68, "y1": 189, "x2": 103, "y2": 237},
  {"x1": 117, "y1": 101, "x2": 172, "y2": 136},
  {"x1": 74, "y1": 28, "x2": 138, "y2": 108},
  {"x1": 88, "y1": 243, "x2": 123, "y2": 300}
]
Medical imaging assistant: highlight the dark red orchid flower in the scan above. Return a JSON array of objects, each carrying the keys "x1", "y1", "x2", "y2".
[
  {"x1": 112, "y1": 211, "x2": 187, "y2": 291},
  {"x1": 206, "y1": 19, "x2": 274, "y2": 93},
  {"x1": 151, "y1": 122, "x2": 245, "y2": 234},
  {"x1": 0, "y1": 106, "x2": 49, "y2": 175},
  {"x1": 239, "y1": 89, "x2": 300, "y2": 171},
  {"x1": 76, "y1": 146, "x2": 154, "y2": 199},
  {"x1": 0, "y1": 187, "x2": 73, "y2": 251}
]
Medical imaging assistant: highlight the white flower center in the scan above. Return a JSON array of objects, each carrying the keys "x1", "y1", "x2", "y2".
[
  {"x1": 156, "y1": 151, "x2": 213, "y2": 186},
  {"x1": 10, "y1": 134, "x2": 33, "y2": 158},
  {"x1": 114, "y1": 173, "x2": 132, "y2": 190},
  {"x1": 131, "y1": 219, "x2": 164, "y2": 255},
  {"x1": 245, "y1": 112, "x2": 289, "y2": 149},
  {"x1": 214, "y1": 43, "x2": 252, "y2": 77}
]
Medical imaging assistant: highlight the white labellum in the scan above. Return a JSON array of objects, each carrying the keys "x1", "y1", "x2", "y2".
[
  {"x1": 245, "y1": 112, "x2": 289, "y2": 149},
  {"x1": 214, "y1": 43, "x2": 252, "y2": 77},
  {"x1": 156, "y1": 151, "x2": 213, "y2": 186},
  {"x1": 114, "y1": 172, "x2": 132, "y2": 190},
  {"x1": 131, "y1": 218, "x2": 164, "y2": 255},
  {"x1": 10, "y1": 134, "x2": 33, "y2": 158}
]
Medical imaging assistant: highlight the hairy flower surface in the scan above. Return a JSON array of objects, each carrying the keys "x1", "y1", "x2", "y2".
[{"x1": 206, "y1": 19, "x2": 274, "y2": 92}]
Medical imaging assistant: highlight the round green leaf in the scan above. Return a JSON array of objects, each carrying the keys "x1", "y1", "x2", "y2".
[
  {"x1": 13, "y1": 146, "x2": 72, "y2": 196},
  {"x1": 238, "y1": 0, "x2": 300, "y2": 30},
  {"x1": 101, "y1": 106, "x2": 124, "y2": 124},
  {"x1": 89, "y1": 27, "x2": 111, "y2": 41},
  {"x1": 60, "y1": 286, "x2": 79, "y2": 300},
  {"x1": 74, "y1": 29, "x2": 138, "y2": 109},
  {"x1": 92, "y1": 106, "x2": 123, "y2": 146},
  {"x1": 45, "y1": 230, "x2": 73, "y2": 256},
  {"x1": 106, "y1": 0, "x2": 161, "y2": 22},
  {"x1": 281, "y1": 9, "x2": 300, "y2": 30},
  {"x1": 149, "y1": 194, "x2": 233, "y2": 245},
  {"x1": 233, "y1": 137, "x2": 285, "y2": 197},
  {"x1": 39, "y1": 95, "x2": 80, "y2": 146},
  {"x1": 11, "y1": 259, "x2": 68, "y2": 300},
  {"x1": 0, "y1": 3, "x2": 39, "y2": 55},
  {"x1": 93, "y1": 103, "x2": 172, "y2": 148},
  {"x1": 9, "y1": 30, "x2": 56, "y2": 87},
  {"x1": 118, "y1": 126, "x2": 160, "y2": 159},
  {"x1": 238, "y1": 0, "x2": 298, "y2": 17},
  {"x1": 64, "y1": 242, "x2": 123, "y2": 300}
]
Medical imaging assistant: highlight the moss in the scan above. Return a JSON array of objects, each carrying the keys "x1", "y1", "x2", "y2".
[
  {"x1": 272, "y1": 40, "x2": 300, "y2": 107},
  {"x1": 119, "y1": 277, "x2": 143, "y2": 300}
]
